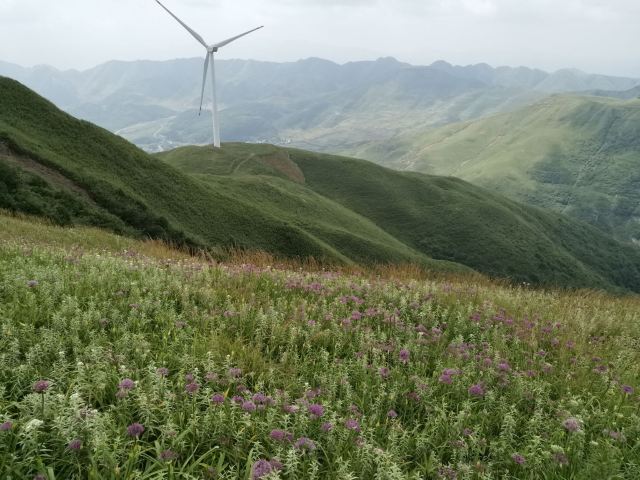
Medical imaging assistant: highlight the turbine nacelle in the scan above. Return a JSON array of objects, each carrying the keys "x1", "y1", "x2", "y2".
[{"x1": 207, "y1": 47, "x2": 219, "y2": 54}]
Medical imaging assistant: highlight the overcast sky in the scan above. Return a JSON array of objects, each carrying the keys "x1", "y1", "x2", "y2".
[{"x1": 1, "y1": 0, "x2": 639, "y2": 77}]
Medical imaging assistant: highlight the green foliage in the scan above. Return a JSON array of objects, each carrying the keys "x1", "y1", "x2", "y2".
[{"x1": 0, "y1": 213, "x2": 639, "y2": 479}]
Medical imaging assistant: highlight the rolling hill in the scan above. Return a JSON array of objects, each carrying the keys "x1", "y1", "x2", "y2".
[
  {"x1": 158, "y1": 143, "x2": 640, "y2": 292},
  {"x1": 3, "y1": 76, "x2": 640, "y2": 292},
  {"x1": 365, "y1": 95, "x2": 640, "y2": 244}
]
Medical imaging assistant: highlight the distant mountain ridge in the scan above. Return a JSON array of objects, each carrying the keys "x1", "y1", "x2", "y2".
[{"x1": 1, "y1": 58, "x2": 637, "y2": 152}]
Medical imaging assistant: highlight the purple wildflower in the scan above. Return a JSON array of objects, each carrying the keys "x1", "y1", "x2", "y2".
[
  {"x1": 67, "y1": 439, "x2": 82, "y2": 451},
  {"x1": 305, "y1": 388, "x2": 321, "y2": 399},
  {"x1": 438, "y1": 466, "x2": 458, "y2": 479},
  {"x1": 468, "y1": 383, "x2": 485, "y2": 397},
  {"x1": 184, "y1": 373, "x2": 195, "y2": 382},
  {"x1": 270, "y1": 429, "x2": 293, "y2": 442},
  {"x1": 345, "y1": 418, "x2": 361, "y2": 432},
  {"x1": 497, "y1": 361, "x2": 511, "y2": 372},
  {"x1": 387, "y1": 409, "x2": 398, "y2": 418},
  {"x1": 185, "y1": 382, "x2": 200, "y2": 395},
  {"x1": 512, "y1": 453, "x2": 526, "y2": 465},
  {"x1": 33, "y1": 380, "x2": 50, "y2": 393},
  {"x1": 379, "y1": 367, "x2": 391, "y2": 379},
  {"x1": 406, "y1": 391, "x2": 421, "y2": 402},
  {"x1": 228, "y1": 368, "x2": 242, "y2": 378},
  {"x1": 156, "y1": 367, "x2": 169, "y2": 377},
  {"x1": 321, "y1": 422, "x2": 333, "y2": 432},
  {"x1": 127, "y1": 423, "x2": 145, "y2": 438},
  {"x1": 205, "y1": 372, "x2": 218, "y2": 382},
  {"x1": 294, "y1": 437, "x2": 316, "y2": 451},
  {"x1": 622, "y1": 385, "x2": 634, "y2": 395},
  {"x1": 242, "y1": 401, "x2": 257, "y2": 412},
  {"x1": 399, "y1": 349, "x2": 410, "y2": 364},
  {"x1": 439, "y1": 374, "x2": 453, "y2": 385},
  {"x1": 308, "y1": 403, "x2": 324, "y2": 418},
  {"x1": 27, "y1": 280, "x2": 39, "y2": 288},
  {"x1": 159, "y1": 449, "x2": 178, "y2": 461},
  {"x1": 251, "y1": 459, "x2": 282, "y2": 480},
  {"x1": 0, "y1": 421, "x2": 12, "y2": 431},
  {"x1": 253, "y1": 393, "x2": 273, "y2": 405},
  {"x1": 562, "y1": 417, "x2": 581, "y2": 433},
  {"x1": 282, "y1": 404, "x2": 299, "y2": 414},
  {"x1": 118, "y1": 378, "x2": 135, "y2": 391},
  {"x1": 211, "y1": 393, "x2": 225, "y2": 404}
]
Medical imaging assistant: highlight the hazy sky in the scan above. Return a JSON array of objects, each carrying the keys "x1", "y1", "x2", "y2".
[{"x1": 1, "y1": 0, "x2": 639, "y2": 77}]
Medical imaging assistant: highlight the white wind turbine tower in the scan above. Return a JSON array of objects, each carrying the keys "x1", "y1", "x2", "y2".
[{"x1": 155, "y1": 0, "x2": 263, "y2": 149}]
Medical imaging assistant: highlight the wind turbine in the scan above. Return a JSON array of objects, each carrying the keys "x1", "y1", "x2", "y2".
[{"x1": 154, "y1": 0, "x2": 263, "y2": 149}]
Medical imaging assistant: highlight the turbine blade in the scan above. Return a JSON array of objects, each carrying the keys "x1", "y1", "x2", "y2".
[
  {"x1": 199, "y1": 54, "x2": 209, "y2": 115},
  {"x1": 155, "y1": 0, "x2": 208, "y2": 49},
  {"x1": 213, "y1": 26, "x2": 264, "y2": 49}
]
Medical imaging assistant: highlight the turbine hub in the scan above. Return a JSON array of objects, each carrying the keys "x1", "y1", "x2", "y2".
[{"x1": 208, "y1": 46, "x2": 218, "y2": 53}]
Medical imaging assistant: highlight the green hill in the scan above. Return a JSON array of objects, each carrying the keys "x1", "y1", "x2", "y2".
[
  {"x1": 3, "y1": 76, "x2": 640, "y2": 292},
  {"x1": 159, "y1": 144, "x2": 640, "y2": 292},
  {"x1": 0, "y1": 76, "x2": 442, "y2": 268},
  {"x1": 367, "y1": 95, "x2": 640, "y2": 243}
]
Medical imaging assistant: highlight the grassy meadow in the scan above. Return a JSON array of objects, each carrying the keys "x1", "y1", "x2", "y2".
[{"x1": 1, "y1": 212, "x2": 639, "y2": 479}]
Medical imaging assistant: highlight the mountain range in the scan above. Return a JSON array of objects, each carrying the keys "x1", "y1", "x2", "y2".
[
  {"x1": 1, "y1": 57, "x2": 638, "y2": 153},
  {"x1": 3, "y1": 76, "x2": 640, "y2": 293}
]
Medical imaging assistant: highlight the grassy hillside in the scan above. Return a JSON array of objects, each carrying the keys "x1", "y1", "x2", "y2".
[
  {"x1": 367, "y1": 95, "x2": 640, "y2": 243},
  {"x1": 4, "y1": 76, "x2": 640, "y2": 292},
  {"x1": 0, "y1": 76, "x2": 452, "y2": 268},
  {"x1": 159, "y1": 144, "x2": 640, "y2": 292},
  {"x1": 1, "y1": 212, "x2": 639, "y2": 478}
]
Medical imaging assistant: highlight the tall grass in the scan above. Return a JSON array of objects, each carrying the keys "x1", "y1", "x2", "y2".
[{"x1": 1, "y1": 214, "x2": 638, "y2": 479}]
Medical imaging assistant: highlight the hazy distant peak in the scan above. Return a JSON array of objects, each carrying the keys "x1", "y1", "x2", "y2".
[
  {"x1": 296, "y1": 57, "x2": 338, "y2": 66},
  {"x1": 375, "y1": 56, "x2": 402, "y2": 64},
  {"x1": 430, "y1": 60, "x2": 453, "y2": 69}
]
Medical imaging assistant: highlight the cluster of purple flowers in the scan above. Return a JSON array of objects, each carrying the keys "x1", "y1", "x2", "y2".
[
  {"x1": 116, "y1": 378, "x2": 135, "y2": 399},
  {"x1": 438, "y1": 368, "x2": 461, "y2": 385},
  {"x1": 33, "y1": 380, "x2": 50, "y2": 393},
  {"x1": 308, "y1": 403, "x2": 324, "y2": 418},
  {"x1": 251, "y1": 459, "x2": 283, "y2": 479},
  {"x1": 126, "y1": 423, "x2": 145, "y2": 438},
  {"x1": 269, "y1": 429, "x2": 294, "y2": 443}
]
